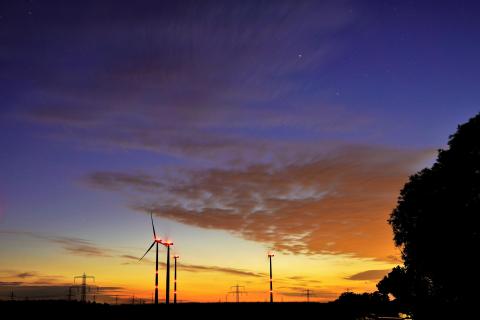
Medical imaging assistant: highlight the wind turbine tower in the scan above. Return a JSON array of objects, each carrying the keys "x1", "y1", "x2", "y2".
[
  {"x1": 161, "y1": 239, "x2": 174, "y2": 304},
  {"x1": 268, "y1": 251, "x2": 275, "y2": 303},
  {"x1": 174, "y1": 255, "x2": 179, "y2": 304}
]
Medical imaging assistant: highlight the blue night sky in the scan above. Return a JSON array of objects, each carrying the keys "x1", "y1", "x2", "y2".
[{"x1": 0, "y1": 0, "x2": 479, "y2": 302}]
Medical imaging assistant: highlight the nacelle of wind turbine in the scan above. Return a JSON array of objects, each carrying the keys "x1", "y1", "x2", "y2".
[{"x1": 162, "y1": 240, "x2": 173, "y2": 247}]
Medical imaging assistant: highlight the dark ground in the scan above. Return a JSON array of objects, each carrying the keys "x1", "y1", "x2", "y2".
[{"x1": 0, "y1": 300, "x2": 405, "y2": 319}]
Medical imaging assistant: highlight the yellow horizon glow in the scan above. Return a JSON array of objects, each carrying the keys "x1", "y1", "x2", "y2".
[{"x1": 0, "y1": 231, "x2": 397, "y2": 303}]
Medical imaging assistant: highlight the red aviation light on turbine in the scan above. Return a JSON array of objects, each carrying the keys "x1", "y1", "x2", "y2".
[
  {"x1": 268, "y1": 251, "x2": 275, "y2": 257},
  {"x1": 162, "y1": 240, "x2": 174, "y2": 247}
]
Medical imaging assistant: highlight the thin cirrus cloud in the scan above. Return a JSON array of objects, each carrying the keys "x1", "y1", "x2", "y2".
[
  {"x1": 345, "y1": 269, "x2": 391, "y2": 281},
  {"x1": 16, "y1": 272, "x2": 36, "y2": 279},
  {"x1": 121, "y1": 254, "x2": 265, "y2": 278},
  {"x1": 0, "y1": 231, "x2": 112, "y2": 258},
  {"x1": 0, "y1": 269, "x2": 67, "y2": 286},
  {"x1": 49, "y1": 237, "x2": 112, "y2": 258},
  {"x1": 87, "y1": 144, "x2": 434, "y2": 262},
  {"x1": 3, "y1": 231, "x2": 264, "y2": 279},
  {"x1": 9, "y1": 1, "x2": 364, "y2": 162},
  {"x1": 3, "y1": 231, "x2": 267, "y2": 281}
]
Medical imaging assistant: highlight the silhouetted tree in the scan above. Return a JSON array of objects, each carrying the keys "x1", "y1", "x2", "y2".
[
  {"x1": 336, "y1": 291, "x2": 388, "y2": 305},
  {"x1": 335, "y1": 291, "x2": 391, "y2": 318},
  {"x1": 385, "y1": 113, "x2": 480, "y2": 316},
  {"x1": 377, "y1": 266, "x2": 413, "y2": 305}
]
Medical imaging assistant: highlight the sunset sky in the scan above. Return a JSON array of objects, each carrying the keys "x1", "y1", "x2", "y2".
[{"x1": 1, "y1": 0, "x2": 479, "y2": 303}]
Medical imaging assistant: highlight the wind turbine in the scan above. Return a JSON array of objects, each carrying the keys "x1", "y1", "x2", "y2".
[
  {"x1": 161, "y1": 239, "x2": 173, "y2": 304},
  {"x1": 268, "y1": 251, "x2": 275, "y2": 303},
  {"x1": 139, "y1": 212, "x2": 163, "y2": 305},
  {"x1": 173, "y1": 255, "x2": 179, "y2": 304}
]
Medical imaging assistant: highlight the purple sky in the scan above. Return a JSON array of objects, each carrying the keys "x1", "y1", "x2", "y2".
[{"x1": 0, "y1": 0, "x2": 479, "y2": 302}]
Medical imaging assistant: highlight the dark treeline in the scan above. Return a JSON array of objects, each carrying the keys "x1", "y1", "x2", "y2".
[
  {"x1": 373, "y1": 112, "x2": 480, "y2": 318},
  {"x1": 0, "y1": 300, "x2": 401, "y2": 320}
]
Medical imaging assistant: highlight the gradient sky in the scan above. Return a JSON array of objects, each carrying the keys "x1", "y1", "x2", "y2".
[{"x1": 1, "y1": 0, "x2": 479, "y2": 303}]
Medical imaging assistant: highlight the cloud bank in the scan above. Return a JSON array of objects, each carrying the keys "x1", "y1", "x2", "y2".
[{"x1": 88, "y1": 145, "x2": 433, "y2": 261}]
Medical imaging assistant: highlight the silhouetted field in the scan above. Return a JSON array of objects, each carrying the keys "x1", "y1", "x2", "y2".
[{"x1": 0, "y1": 300, "x2": 404, "y2": 319}]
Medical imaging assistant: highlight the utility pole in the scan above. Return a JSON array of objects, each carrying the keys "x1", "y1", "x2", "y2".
[
  {"x1": 115, "y1": 295, "x2": 118, "y2": 305},
  {"x1": 10, "y1": 290, "x2": 14, "y2": 301}
]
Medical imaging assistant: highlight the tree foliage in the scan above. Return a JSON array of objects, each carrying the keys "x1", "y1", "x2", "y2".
[
  {"x1": 384, "y1": 113, "x2": 480, "y2": 311},
  {"x1": 377, "y1": 266, "x2": 413, "y2": 303}
]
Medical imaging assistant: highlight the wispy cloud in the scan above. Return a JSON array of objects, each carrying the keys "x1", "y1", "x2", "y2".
[
  {"x1": 0, "y1": 281, "x2": 23, "y2": 286},
  {"x1": 0, "y1": 231, "x2": 112, "y2": 258},
  {"x1": 0, "y1": 269, "x2": 67, "y2": 287},
  {"x1": 49, "y1": 237, "x2": 112, "y2": 257},
  {"x1": 7, "y1": 1, "x2": 363, "y2": 164},
  {"x1": 121, "y1": 254, "x2": 264, "y2": 278},
  {"x1": 15, "y1": 272, "x2": 36, "y2": 279},
  {"x1": 287, "y1": 276, "x2": 319, "y2": 282},
  {"x1": 88, "y1": 173, "x2": 163, "y2": 192},
  {"x1": 179, "y1": 263, "x2": 265, "y2": 278},
  {"x1": 345, "y1": 269, "x2": 391, "y2": 281},
  {"x1": 120, "y1": 254, "x2": 144, "y2": 261}
]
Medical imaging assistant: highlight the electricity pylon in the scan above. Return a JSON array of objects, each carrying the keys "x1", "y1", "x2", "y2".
[
  {"x1": 228, "y1": 284, "x2": 247, "y2": 303},
  {"x1": 73, "y1": 273, "x2": 96, "y2": 303}
]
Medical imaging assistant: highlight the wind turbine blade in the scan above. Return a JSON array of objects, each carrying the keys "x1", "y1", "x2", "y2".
[
  {"x1": 139, "y1": 241, "x2": 156, "y2": 261},
  {"x1": 150, "y1": 212, "x2": 157, "y2": 238}
]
